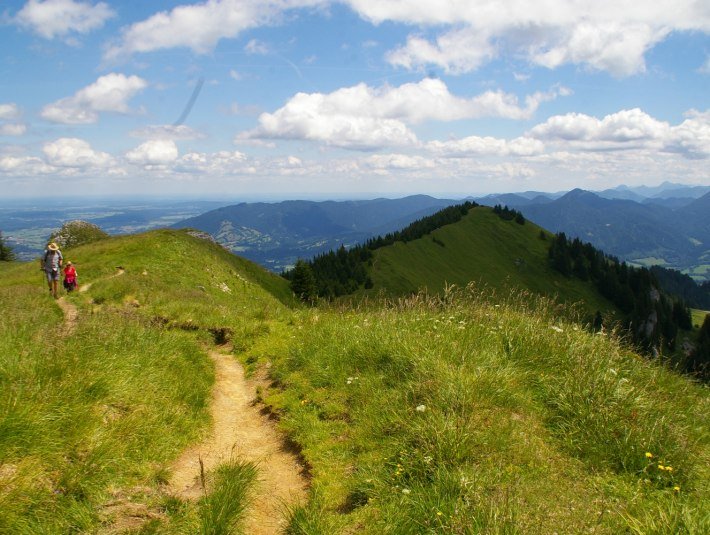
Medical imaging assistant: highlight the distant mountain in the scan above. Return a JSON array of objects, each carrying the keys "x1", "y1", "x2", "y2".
[
  {"x1": 598, "y1": 182, "x2": 710, "y2": 200},
  {"x1": 474, "y1": 193, "x2": 554, "y2": 207},
  {"x1": 641, "y1": 197, "x2": 697, "y2": 210},
  {"x1": 172, "y1": 195, "x2": 458, "y2": 271},
  {"x1": 518, "y1": 189, "x2": 709, "y2": 281}
]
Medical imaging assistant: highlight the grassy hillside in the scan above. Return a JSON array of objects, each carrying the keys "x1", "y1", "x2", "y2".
[
  {"x1": 366, "y1": 207, "x2": 613, "y2": 315},
  {"x1": 251, "y1": 290, "x2": 709, "y2": 534},
  {"x1": 2, "y1": 228, "x2": 708, "y2": 533},
  {"x1": 0, "y1": 229, "x2": 291, "y2": 533}
]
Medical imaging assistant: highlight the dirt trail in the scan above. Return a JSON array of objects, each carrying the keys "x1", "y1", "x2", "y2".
[
  {"x1": 56, "y1": 268, "x2": 124, "y2": 334},
  {"x1": 168, "y1": 348, "x2": 308, "y2": 534},
  {"x1": 56, "y1": 267, "x2": 306, "y2": 533}
]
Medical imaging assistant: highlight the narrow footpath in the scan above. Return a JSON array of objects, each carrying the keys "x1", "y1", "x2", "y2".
[
  {"x1": 56, "y1": 268, "x2": 307, "y2": 534},
  {"x1": 168, "y1": 347, "x2": 308, "y2": 534}
]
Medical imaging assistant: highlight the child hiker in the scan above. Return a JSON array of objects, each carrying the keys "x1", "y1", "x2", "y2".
[{"x1": 63, "y1": 261, "x2": 78, "y2": 292}]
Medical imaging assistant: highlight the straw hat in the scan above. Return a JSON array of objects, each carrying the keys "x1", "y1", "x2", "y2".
[
  {"x1": 47, "y1": 242, "x2": 59, "y2": 251},
  {"x1": 66, "y1": 261, "x2": 72, "y2": 266}
]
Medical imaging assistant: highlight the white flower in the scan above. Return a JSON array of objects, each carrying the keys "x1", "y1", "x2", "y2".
[
  {"x1": 415, "y1": 404, "x2": 426, "y2": 412},
  {"x1": 401, "y1": 488, "x2": 411, "y2": 494},
  {"x1": 550, "y1": 326, "x2": 563, "y2": 333}
]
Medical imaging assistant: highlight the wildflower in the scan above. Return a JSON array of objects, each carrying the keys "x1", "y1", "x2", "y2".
[
  {"x1": 437, "y1": 511, "x2": 443, "y2": 516},
  {"x1": 645, "y1": 452, "x2": 654, "y2": 458},
  {"x1": 658, "y1": 464, "x2": 665, "y2": 470},
  {"x1": 401, "y1": 488, "x2": 411, "y2": 495},
  {"x1": 551, "y1": 326, "x2": 563, "y2": 333},
  {"x1": 416, "y1": 404, "x2": 426, "y2": 412},
  {"x1": 673, "y1": 486, "x2": 680, "y2": 492},
  {"x1": 665, "y1": 466, "x2": 673, "y2": 472}
]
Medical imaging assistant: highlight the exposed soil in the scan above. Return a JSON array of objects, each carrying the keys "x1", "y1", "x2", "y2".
[
  {"x1": 56, "y1": 267, "x2": 306, "y2": 533},
  {"x1": 168, "y1": 347, "x2": 308, "y2": 534},
  {"x1": 57, "y1": 268, "x2": 124, "y2": 334}
]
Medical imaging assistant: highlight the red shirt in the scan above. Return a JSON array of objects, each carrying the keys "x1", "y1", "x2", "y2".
[{"x1": 63, "y1": 266, "x2": 77, "y2": 283}]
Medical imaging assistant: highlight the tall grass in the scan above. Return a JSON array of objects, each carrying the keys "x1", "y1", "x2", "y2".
[
  {"x1": 0, "y1": 230, "x2": 290, "y2": 533},
  {"x1": 253, "y1": 286, "x2": 708, "y2": 533},
  {"x1": 198, "y1": 460, "x2": 258, "y2": 535}
]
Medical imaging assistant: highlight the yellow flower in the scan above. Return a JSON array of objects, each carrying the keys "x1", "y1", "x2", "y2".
[
  {"x1": 658, "y1": 464, "x2": 665, "y2": 470},
  {"x1": 645, "y1": 452, "x2": 654, "y2": 458},
  {"x1": 665, "y1": 466, "x2": 673, "y2": 472},
  {"x1": 673, "y1": 486, "x2": 680, "y2": 492},
  {"x1": 437, "y1": 511, "x2": 443, "y2": 516}
]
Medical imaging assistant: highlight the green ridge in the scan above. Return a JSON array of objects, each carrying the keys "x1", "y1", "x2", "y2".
[{"x1": 367, "y1": 207, "x2": 612, "y2": 314}]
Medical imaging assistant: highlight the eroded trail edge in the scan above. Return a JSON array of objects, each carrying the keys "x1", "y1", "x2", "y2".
[{"x1": 168, "y1": 348, "x2": 308, "y2": 534}]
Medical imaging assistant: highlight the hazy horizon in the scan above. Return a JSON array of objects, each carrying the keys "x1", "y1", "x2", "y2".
[{"x1": 1, "y1": 1, "x2": 708, "y2": 199}]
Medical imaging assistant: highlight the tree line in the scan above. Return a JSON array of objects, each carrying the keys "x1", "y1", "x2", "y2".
[
  {"x1": 548, "y1": 232, "x2": 707, "y2": 379},
  {"x1": 284, "y1": 202, "x2": 478, "y2": 300}
]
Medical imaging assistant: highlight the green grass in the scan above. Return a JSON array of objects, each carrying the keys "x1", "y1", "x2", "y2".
[
  {"x1": 252, "y1": 288, "x2": 709, "y2": 534},
  {"x1": 365, "y1": 208, "x2": 614, "y2": 316},
  {"x1": 197, "y1": 460, "x2": 258, "y2": 535},
  {"x1": 691, "y1": 309, "x2": 709, "y2": 330},
  {"x1": 0, "y1": 284, "x2": 213, "y2": 533},
  {"x1": 3, "y1": 227, "x2": 708, "y2": 533},
  {"x1": 0, "y1": 230, "x2": 293, "y2": 533}
]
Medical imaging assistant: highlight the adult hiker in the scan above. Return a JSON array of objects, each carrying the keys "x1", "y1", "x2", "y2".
[
  {"x1": 63, "y1": 261, "x2": 78, "y2": 292},
  {"x1": 41, "y1": 242, "x2": 63, "y2": 298}
]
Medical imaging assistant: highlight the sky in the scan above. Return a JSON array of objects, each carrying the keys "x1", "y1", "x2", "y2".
[{"x1": 0, "y1": 0, "x2": 708, "y2": 200}]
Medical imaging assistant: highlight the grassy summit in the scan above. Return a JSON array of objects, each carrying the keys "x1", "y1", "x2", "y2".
[
  {"x1": 366, "y1": 207, "x2": 611, "y2": 311},
  {"x1": 0, "y1": 227, "x2": 707, "y2": 533}
]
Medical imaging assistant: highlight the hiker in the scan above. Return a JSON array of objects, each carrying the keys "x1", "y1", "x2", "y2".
[
  {"x1": 63, "y1": 261, "x2": 78, "y2": 292},
  {"x1": 40, "y1": 242, "x2": 63, "y2": 298}
]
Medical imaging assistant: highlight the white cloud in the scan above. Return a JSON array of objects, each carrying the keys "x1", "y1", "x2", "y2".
[
  {"x1": 345, "y1": 0, "x2": 710, "y2": 77},
  {"x1": 41, "y1": 73, "x2": 147, "y2": 124},
  {"x1": 0, "y1": 104, "x2": 21, "y2": 120},
  {"x1": 365, "y1": 153, "x2": 436, "y2": 170},
  {"x1": 104, "y1": 0, "x2": 324, "y2": 61},
  {"x1": 175, "y1": 150, "x2": 248, "y2": 174},
  {"x1": 0, "y1": 155, "x2": 54, "y2": 175},
  {"x1": 530, "y1": 22, "x2": 667, "y2": 77},
  {"x1": 0, "y1": 104, "x2": 26, "y2": 136},
  {"x1": 387, "y1": 28, "x2": 496, "y2": 74},
  {"x1": 665, "y1": 110, "x2": 710, "y2": 159},
  {"x1": 0, "y1": 124, "x2": 28, "y2": 136},
  {"x1": 529, "y1": 107, "x2": 710, "y2": 158},
  {"x1": 42, "y1": 137, "x2": 113, "y2": 167},
  {"x1": 15, "y1": 0, "x2": 115, "y2": 39},
  {"x1": 243, "y1": 79, "x2": 567, "y2": 149},
  {"x1": 126, "y1": 139, "x2": 179, "y2": 165},
  {"x1": 699, "y1": 56, "x2": 710, "y2": 74},
  {"x1": 130, "y1": 125, "x2": 204, "y2": 140},
  {"x1": 427, "y1": 135, "x2": 545, "y2": 157},
  {"x1": 244, "y1": 38, "x2": 269, "y2": 55}
]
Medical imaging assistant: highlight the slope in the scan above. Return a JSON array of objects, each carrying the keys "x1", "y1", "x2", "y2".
[
  {"x1": 252, "y1": 289, "x2": 709, "y2": 533},
  {"x1": 0, "y1": 229, "x2": 304, "y2": 534},
  {"x1": 366, "y1": 206, "x2": 613, "y2": 314}
]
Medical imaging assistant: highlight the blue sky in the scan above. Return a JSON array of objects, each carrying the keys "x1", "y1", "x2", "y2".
[{"x1": 0, "y1": 0, "x2": 708, "y2": 200}]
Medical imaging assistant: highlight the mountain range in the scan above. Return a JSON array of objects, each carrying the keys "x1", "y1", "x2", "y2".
[
  {"x1": 172, "y1": 195, "x2": 457, "y2": 271},
  {"x1": 476, "y1": 186, "x2": 710, "y2": 281}
]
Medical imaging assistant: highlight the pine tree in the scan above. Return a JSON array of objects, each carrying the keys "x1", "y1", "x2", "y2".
[
  {"x1": 0, "y1": 232, "x2": 15, "y2": 261},
  {"x1": 290, "y1": 260, "x2": 318, "y2": 305},
  {"x1": 687, "y1": 314, "x2": 710, "y2": 381}
]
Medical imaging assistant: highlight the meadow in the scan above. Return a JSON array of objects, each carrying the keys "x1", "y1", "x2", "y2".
[{"x1": 1, "y1": 230, "x2": 708, "y2": 533}]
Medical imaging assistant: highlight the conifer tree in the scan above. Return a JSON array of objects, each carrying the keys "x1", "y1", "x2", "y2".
[
  {"x1": 0, "y1": 232, "x2": 15, "y2": 261},
  {"x1": 290, "y1": 260, "x2": 318, "y2": 305},
  {"x1": 687, "y1": 314, "x2": 710, "y2": 380}
]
